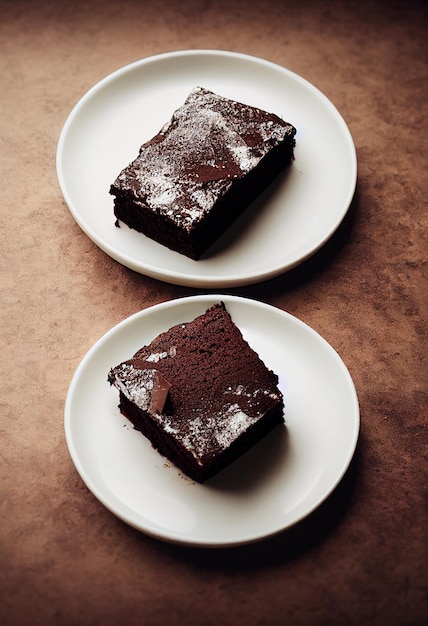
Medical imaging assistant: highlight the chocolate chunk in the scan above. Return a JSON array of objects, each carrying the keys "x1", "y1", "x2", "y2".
[{"x1": 108, "y1": 359, "x2": 170, "y2": 416}]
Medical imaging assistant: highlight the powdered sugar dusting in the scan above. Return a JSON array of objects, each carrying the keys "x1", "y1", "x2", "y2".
[
  {"x1": 145, "y1": 346, "x2": 176, "y2": 362},
  {"x1": 114, "y1": 86, "x2": 295, "y2": 229},
  {"x1": 225, "y1": 385, "x2": 281, "y2": 401},
  {"x1": 110, "y1": 363, "x2": 156, "y2": 412},
  {"x1": 157, "y1": 401, "x2": 261, "y2": 462},
  {"x1": 213, "y1": 403, "x2": 257, "y2": 449}
]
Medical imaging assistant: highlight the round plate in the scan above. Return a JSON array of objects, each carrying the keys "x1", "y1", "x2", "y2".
[
  {"x1": 64, "y1": 295, "x2": 360, "y2": 547},
  {"x1": 56, "y1": 50, "x2": 357, "y2": 288}
]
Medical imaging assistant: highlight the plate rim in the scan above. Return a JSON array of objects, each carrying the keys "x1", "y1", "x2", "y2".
[
  {"x1": 64, "y1": 294, "x2": 360, "y2": 548},
  {"x1": 56, "y1": 49, "x2": 357, "y2": 288}
]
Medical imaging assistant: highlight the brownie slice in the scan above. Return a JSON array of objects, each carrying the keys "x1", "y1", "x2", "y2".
[
  {"x1": 108, "y1": 302, "x2": 284, "y2": 482},
  {"x1": 110, "y1": 87, "x2": 296, "y2": 260}
]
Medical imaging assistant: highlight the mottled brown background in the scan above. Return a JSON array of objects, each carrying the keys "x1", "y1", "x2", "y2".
[{"x1": 1, "y1": 0, "x2": 427, "y2": 625}]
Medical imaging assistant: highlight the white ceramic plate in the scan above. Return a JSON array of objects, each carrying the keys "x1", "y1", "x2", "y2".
[
  {"x1": 56, "y1": 50, "x2": 357, "y2": 288},
  {"x1": 64, "y1": 295, "x2": 359, "y2": 547}
]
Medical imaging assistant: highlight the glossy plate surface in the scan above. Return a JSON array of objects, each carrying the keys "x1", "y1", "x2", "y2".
[
  {"x1": 64, "y1": 295, "x2": 360, "y2": 547},
  {"x1": 57, "y1": 50, "x2": 357, "y2": 287}
]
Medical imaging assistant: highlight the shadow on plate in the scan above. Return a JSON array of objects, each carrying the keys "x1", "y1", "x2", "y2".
[
  {"x1": 205, "y1": 423, "x2": 289, "y2": 494},
  {"x1": 236, "y1": 184, "x2": 360, "y2": 296},
  {"x1": 152, "y1": 434, "x2": 361, "y2": 568}
]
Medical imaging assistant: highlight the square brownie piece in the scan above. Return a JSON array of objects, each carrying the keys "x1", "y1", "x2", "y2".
[
  {"x1": 108, "y1": 302, "x2": 284, "y2": 482},
  {"x1": 110, "y1": 87, "x2": 296, "y2": 259}
]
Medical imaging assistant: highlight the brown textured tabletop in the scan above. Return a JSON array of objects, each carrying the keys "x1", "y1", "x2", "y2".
[{"x1": 1, "y1": 1, "x2": 427, "y2": 624}]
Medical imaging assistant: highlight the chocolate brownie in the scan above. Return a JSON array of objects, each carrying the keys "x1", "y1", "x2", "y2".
[
  {"x1": 110, "y1": 87, "x2": 296, "y2": 260},
  {"x1": 108, "y1": 302, "x2": 284, "y2": 482}
]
